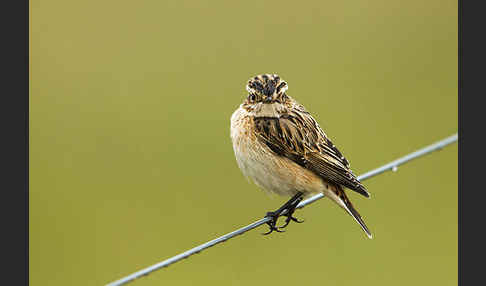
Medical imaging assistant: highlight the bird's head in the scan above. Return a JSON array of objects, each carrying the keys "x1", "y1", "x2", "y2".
[{"x1": 244, "y1": 74, "x2": 289, "y2": 105}]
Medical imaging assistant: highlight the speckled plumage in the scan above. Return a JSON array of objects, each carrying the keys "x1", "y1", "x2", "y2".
[{"x1": 230, "y1": 74, "x2": 372, "y2": 238}]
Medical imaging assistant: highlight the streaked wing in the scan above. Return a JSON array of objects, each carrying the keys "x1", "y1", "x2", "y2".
[{"x1": 253, "y1": 104, "x2": 369, "y2": 198}]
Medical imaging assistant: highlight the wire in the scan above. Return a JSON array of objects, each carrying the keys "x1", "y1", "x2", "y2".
[{"x1": 106, "y1": 133, "x2": 458, "y2": 286}]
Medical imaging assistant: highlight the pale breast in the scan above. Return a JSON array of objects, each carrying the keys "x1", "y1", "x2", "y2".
[{"x1": 230, "y1": 106, "x2": 325, "y2": 197}]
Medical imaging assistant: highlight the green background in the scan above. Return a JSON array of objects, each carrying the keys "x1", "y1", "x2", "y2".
[{"x1": 30, "y1": 0, "x2": 457, "y2": 285}]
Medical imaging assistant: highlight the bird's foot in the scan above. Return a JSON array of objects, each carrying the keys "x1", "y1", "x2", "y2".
[
  {"x1": 279, "y1": 205, "x2": 305, "y2": 229},
  {"x1": 262, "y1": 192, "x2": 304, "y2": 235},
  {"x1": 262, "y1": 211, "x2": 286, "y2": 235}
]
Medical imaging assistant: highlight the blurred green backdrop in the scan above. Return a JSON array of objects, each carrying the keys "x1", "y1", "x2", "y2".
[{"x1": 30, "y1": 0, "x2": 457, "y2": 285}]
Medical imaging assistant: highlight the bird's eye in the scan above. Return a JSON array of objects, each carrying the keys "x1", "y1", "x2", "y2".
[{"x1": 249, "y1": 94, "x2": 256, "y2": 101}]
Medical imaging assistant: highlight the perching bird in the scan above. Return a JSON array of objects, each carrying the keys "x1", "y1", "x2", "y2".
[{"x1": 230, "y1": 74, "x2": 372, "y2": 238}]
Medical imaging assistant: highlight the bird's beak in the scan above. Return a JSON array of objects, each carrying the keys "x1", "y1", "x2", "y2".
[{"x1": 264, "y1": 95, "x2": 273, "y2": 103}]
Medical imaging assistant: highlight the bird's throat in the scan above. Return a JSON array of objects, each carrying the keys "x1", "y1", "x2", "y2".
[{"x1": 252, "y1": 102, "x2": 285, "y2": 118}]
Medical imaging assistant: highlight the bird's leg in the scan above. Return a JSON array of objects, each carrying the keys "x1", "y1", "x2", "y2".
[
  {"x1": 279, "y1": 193, "x2": 305, "y2": 229},
  {"x1": 262, "y1": 192, "x2": 304, "y2": 235}
]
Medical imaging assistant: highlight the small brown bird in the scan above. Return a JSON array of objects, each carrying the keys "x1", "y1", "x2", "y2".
[{"x1": 230, "y1": 74, "x2": 372, "y2": 238}]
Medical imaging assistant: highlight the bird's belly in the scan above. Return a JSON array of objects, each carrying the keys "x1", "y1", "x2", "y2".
[{"x1": 231, "y1": 117, "x2": 324, "y2": 197}]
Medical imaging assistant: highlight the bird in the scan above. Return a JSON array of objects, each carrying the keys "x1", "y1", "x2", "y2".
[{"x1": 230, "y1": 74, "x2": 372, "y2": 238}]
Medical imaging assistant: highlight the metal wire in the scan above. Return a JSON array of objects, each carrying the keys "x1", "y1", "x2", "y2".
[{"x1": 106, "y1": 133, "x2": 458, "y2": 286}]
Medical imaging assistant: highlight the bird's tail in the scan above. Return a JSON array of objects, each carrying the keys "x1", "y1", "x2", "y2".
[{"x1": 328, "y1": 184, "x2": 373, "y2": 239}]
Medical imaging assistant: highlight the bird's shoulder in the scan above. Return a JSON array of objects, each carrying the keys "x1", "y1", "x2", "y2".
[
  {"x1": 253, "y1": 100, "x2": 369, "y2": 197},
  {"x1": 254, "y1": 100, "x2": 350, "y2": 167}
]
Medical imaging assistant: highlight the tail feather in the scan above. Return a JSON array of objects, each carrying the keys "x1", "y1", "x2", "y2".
[{"x1": 330, "y1": 185, "x2": 373, "y2": 239}]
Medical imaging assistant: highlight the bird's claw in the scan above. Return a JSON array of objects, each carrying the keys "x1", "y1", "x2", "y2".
[
  {"x1": 262, "y1": 212, "x2": 285, "y2": 235},
  {"x1": 279, "y1": 215, "x2": 305, "y2": 229},
  {"x1": 261, "y1": 192, "x2": 305, "y2": 235}
]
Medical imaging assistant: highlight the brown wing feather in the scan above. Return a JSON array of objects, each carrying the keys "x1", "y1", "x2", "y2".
[{"x1": 254, "y1": 104, "x2": 370, "y2": 198}]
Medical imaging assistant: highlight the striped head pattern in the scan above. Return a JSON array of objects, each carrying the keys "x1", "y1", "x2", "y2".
[{"x1": 245, "y1": 74, "x2": 289, "y2": 104}]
